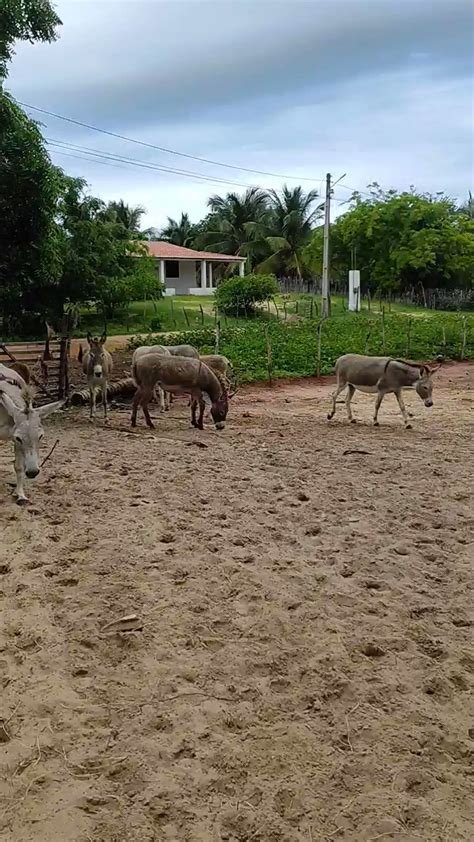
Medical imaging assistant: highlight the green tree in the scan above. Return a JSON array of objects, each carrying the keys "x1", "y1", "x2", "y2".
[
  {"x1": 57, "y1": 180, "x2": 159, "y2": 320},
  {"x1": 0, "y1": 0, "x2": 61, "y2": 78},
  {"x1": 214, "y1": 273, "x2": 279, "y2": 316},
  {"x1": 0, "y1": 92, "x2": 64, "y2": 334},
  {"x1": 200, "y1": 187, "x2": 269, "y2": 269},
  {"x1": 105, "y1": 199, "x2": 146, "y2": 234},
  {"x1": 304, "y1": 186, "x2": 474, "y2": 296},
  {"x1": 160, "y1": 212, "x2": 196, "y2": 246},
  {"x1": 260, "y1": 185, "x2": 322, "y2": 278}
]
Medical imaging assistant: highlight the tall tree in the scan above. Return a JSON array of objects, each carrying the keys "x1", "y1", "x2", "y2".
[
  {"x1": 261, "y1": 185, "x2": 321, "y2": 278},
  {"x1": 304, "y1": 187, "x2": 474, "y2": 294},
  {"x1": 0, "y1": 0, "x2": 62, "y2": 78},
  {"x1": 200, "y1": 187, "x2": 269, "y2": 269},
  {"x1": 160, "y1": 212, "x2": 195, "y2": 246},
  {"x1": 0, "y1": 93, "x2": 63, "y2": 334},
  {"x1": 105, "y1": 199, "x2": 146, "y2": 234}
]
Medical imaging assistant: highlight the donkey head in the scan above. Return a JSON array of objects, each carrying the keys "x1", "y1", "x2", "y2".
[
  {"x1": 86, "y1": 332, "x2": 107, "y2": 379},
  {"x1": 0, "y1": 390, "x2": 63, "y2": 478},
  {"x1": 415, "y1": 364, "x2": 440, "y2": 407}
]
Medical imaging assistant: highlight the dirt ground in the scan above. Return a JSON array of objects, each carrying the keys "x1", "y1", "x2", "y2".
[{"x1": 0, "y1": 363, "x2": 473, "y2": 842}]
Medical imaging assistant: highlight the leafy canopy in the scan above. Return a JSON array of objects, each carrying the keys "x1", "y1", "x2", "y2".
[
  {"x1": 214, "y1": 273, "x2": 279, "y2": 315},
  {"x1": 0, "y1": 0, "x2": 62, "y2": 77}
]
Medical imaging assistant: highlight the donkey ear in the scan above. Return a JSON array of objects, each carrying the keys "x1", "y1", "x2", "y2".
[
  {"x1": 428, "y1": 363, "x2": 441, "y2": 375},
  {"x1": 0, "y1": 392, "x2": 21, "y2": 422},
  {"x1": 86, "y1": 332, "x2": 93, "y2": 346},
  {"x1": 37, "y1": 400, "x2": 65, "y2": 419},
  {"x1": 100, "y1": 332, "x2": 107, "y2": 345},
  {"x1": 419, "y1": 365, "x2": 429, "y2": 377}
]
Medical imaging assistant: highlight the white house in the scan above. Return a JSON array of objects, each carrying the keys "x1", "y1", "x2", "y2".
[{"x1": 144, "y1": 241, "x2": 246, "y2": 296}]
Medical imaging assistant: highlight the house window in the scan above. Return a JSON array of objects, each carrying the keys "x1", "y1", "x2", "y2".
[{"x1": 165, "y1": 260, "x2": 180, "y2": 278}]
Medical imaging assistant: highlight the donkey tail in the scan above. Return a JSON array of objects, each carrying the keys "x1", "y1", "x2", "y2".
[{"x1": 78, "y1": 345, "x2": 83, "y2": 363}]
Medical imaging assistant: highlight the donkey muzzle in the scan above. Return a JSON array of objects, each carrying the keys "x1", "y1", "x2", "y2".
[{"x1": 26, "y1": 467, "x2": 40, "y2": 479}]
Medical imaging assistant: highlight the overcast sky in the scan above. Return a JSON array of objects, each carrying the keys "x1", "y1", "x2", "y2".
[{"x1": 8, "y1": 0, "x2": 474, "y2": 227}]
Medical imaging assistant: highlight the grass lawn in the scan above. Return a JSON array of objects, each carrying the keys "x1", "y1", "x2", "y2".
[{"x1": 76, "y1": 296, "x2": 245, "y2": 336}]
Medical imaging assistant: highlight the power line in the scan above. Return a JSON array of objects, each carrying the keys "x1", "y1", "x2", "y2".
[
  {"x1": 46, "y1": 138, "x2": 257, "y2": 189},
  {"x1": 18, "y1": 99, "x2": 328, "y2": 183}
]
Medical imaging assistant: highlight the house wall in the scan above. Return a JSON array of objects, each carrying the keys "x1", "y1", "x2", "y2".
[{"x1": 153, "y1": 259, "x2": 197, "y2": 294}]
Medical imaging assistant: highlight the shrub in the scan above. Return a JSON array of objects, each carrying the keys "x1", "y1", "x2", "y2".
[
  {"x1": 149, "y1": 316, "x2": 162, "y2": 331},
  {"x1": 214, "y1": 273, "x2": 279, "y2": 315}
]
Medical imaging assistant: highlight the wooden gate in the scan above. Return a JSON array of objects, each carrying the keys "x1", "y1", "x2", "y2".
[{"x1": 0, "y1": 337, "x2": 70, "y2": 403}]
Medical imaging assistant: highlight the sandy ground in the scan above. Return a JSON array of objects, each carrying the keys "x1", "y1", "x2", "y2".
[{"x1": 0, "y1": 363, "x2": 473, "y2": 842}]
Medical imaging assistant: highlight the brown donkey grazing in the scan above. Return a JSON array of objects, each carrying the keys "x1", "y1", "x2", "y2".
[
  {"x1": 328, "y1": 354, "x2": 440, "y2": 428},
  {"x1": 132, "y1": 354, "x2": 229, "y2": 431},
  {"x1": 80, "y1": 333, "x2": 113, "y2": 421}
]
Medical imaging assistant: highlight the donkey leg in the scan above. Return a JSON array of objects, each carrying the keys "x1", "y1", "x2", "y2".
[
  {"x1": 102, "y1": 381, "x2": 108, "y2": 422},
  {"x1": 373, "y1": 391, "x2": 385, "y2": 426},
  {"x1": 346, "y1": 384, "x2": 356, "y2": 422},
  {"x1": 131, "y1": 388, "x2": 141, "y2": 427},
  {"x1": 327, "y1": 379, "x2": 346, "y2": 420},
  {"x1": 191, "y1": 399, "x2": 198, "y2": 427},
  {"x1": 89, "y1": 386, "x2": 96, "y2": 421},
  {"x1": 13, "y1": 443, "x2": 28, "y2": 505},
  {"x1": 395, "y1": 390, "x2": 412, "y2": 428},
  {"x1": 198, "y1": 398, "x2": 205, "y2": 430}
]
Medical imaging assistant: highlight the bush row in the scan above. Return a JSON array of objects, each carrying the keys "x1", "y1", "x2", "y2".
[{"x1": 128, "y1": 312, "x2": 473, "y2": 383}]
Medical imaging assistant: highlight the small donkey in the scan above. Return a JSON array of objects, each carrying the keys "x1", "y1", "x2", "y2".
[{"x1": 80, "y1": 333, "x2": 113, "y2": 421}]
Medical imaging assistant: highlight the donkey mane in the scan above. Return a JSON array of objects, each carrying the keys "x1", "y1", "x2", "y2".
[{"x1": 21, "y1": 384, "x2": 36, "y2": 412}]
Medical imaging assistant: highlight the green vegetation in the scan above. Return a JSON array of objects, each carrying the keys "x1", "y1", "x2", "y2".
[
  {"x1": 304, "y1": 186, "x2": 474, "y2": 299},
  {"x1": 128, "y1": 311, "x2": 473, "y2": 384},
  {"x1": 214, "y1": 274, "x2": 279, "y2": 316}
]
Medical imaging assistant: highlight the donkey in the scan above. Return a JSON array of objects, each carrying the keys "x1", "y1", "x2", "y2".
[
  {"x1": 80, "y1": 333, "x2": 113, "y2": 421},
  {"x1": 0, "y1": 364, "x2": 64, "y2": 504},
  {"x1": 132, "y1": 354, "x2": 229, "y2": 431},
  {"x1": 131, "y1": 345, "x2": 171, "y2": 412},
  {"x1": 166, "y1": 345, "x2": 199, "y2": 358},
  {"x1": 328, "y1": 354, "x2": 440, "y2": 428}
]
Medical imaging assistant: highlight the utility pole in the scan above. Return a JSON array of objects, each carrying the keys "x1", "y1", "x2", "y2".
[{"x1": 321, "y1": 172, "x2": 331, "y2": 318}]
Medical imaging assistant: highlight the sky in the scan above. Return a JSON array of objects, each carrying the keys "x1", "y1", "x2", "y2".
[{"x1": 8, "y1": 0, "x2": 474, "y2": 228}]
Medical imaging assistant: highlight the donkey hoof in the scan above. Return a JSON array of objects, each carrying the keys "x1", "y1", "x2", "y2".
[
  {"x1": 373, "y1": 421, "x2": 379, "y2": 427},
  {"x1": 327, "y1": 413, "x2": 333, "y2": 421},
  {"x1": 350, "y1": 418, "x2": 357, "y2": 424},
  {"x1": 16, "y1": 497, "x2": 29, "y2": 507},
  {"x1": 405, "y1": 423, "x2": 413, "y2": 430}
]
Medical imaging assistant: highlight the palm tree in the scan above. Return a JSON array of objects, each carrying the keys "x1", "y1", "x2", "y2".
[
  {"x1": 160, "y1": 212, "x2": 195, "y2": 246},
  {"x1": 106, "y1": 200, "x2": 146, "y2": 232},
  {"x1": 261, "y1": 186, "x2": 323, "y2": 278},
  {"x1": 201, "y1": 187, "x2": 269, "y2": 269}
]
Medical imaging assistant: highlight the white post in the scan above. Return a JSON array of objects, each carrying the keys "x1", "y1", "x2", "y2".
[
  {"x1": 348, "y1": 270, "x2": 361, "y2": 312},
  {"x1": 201, "y1": 259, "x2": 207, "y2": 288},
  {"x1": 239, "y1": 261, "x2": 245, "y2": 277},
  {"x1": 159, "y1": 259, "x2": 165, "y2": 285},
  {"x1": 321, "y1": 172, "x2": 331, "y2": 318},
  {"x1": 208, "y1": 263, "x2": 213, "y2": 289}
]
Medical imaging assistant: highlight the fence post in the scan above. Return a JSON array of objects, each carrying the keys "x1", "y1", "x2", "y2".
[
  {"x1": 265, "y1": 326, "x2": 273, "y2": 385},
  {"x1": 199, "y1": 304, "x2": 204, "y2": 325},
  {"x1": 283, "y1": 301, "x2": 288, "y2": 321},
  {"x1": 406, "y1": 317, "x2": 412, "y2": 357},
  {"x1": 273, "y1": 297, "x2": 279, "y2": 319},
  {"x1": 367, "y1": 289, "x2": 371, "y2": 312},
  {"x1": 183, "y1": 308, "x2": 190, "y2": 328},
  {"x1": 170, "y1": 297, "x2": 177, "y2": 328},
  {"x1": 381, "y1": 306, "x2": 386, "y2": 354},
  {"x1": 364, "y1": 322, "x2": 373, "y2": 354},
  {"x1": 215, "y1": 319, "x2": 221, "y2": 354},
  {"x1": 310, "y1": 297, "x2": 314, "y2": 319},
  {"x1": 316, "y1": 318, "x2": 324, "y2": 378},
  {"x1": 460, "y1": 316, "x2": 467, "y2": 360}
]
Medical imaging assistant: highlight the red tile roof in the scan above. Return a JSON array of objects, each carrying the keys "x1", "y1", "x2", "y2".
[{"x1": 143, "y1": 241, "x2": 245, "y2": 262}]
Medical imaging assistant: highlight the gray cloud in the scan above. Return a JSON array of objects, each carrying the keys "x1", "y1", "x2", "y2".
[{"x1": 7, "y1": 0, "x2": 473, "y2": 225}]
